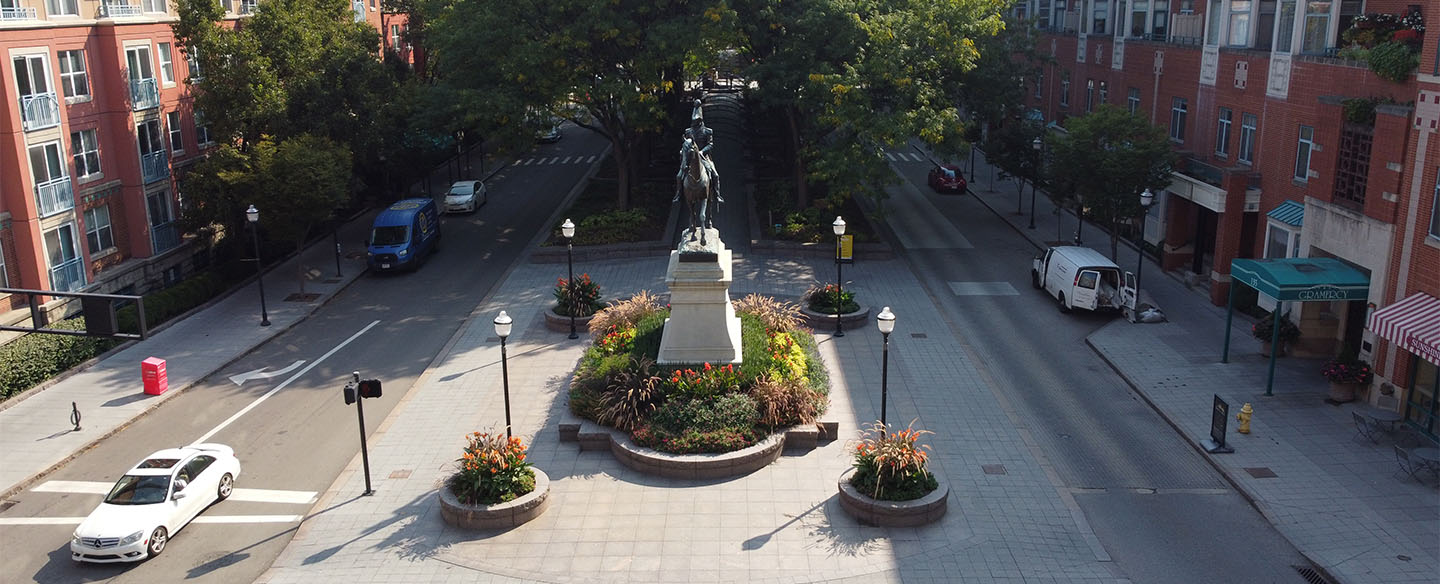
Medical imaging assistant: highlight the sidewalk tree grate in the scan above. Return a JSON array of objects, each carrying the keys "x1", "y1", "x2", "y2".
[
  {"x1": 981, "y1": 464, "x2": 1007, "y2": 475},
  {"x1": 388, "y1": 469, "x2": 412, "y2": 479},
  {"x1": 1244, "y1": 467, "x2": 1279, "y2": 479},
  {"x1": 910, "y1": 333, "x2": 927, "y2": 339},
  {"x1": 1292, "y1": 566, "x2": 1332, "y2": 584}
]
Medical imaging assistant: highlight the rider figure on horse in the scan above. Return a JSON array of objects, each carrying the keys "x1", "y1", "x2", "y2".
[{"x1": 675, "y1": 99, "x2": 723, "y2": 205}]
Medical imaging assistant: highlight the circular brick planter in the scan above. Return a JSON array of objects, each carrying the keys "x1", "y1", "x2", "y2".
[
  {"x1": 544, "y1": 307, "x2": 596, "y2": 334},
  {"x1": 837, "y1": 468, "x2": 948, "y2": 527},
  {"x1": 800, "y1": 304, "x2": 871, "y2": 329},
  {"x1": 609, "y1": 430, "x2": 786, "y2": 480},
  {"x1": 438, "y1": 468, "x2": 551, "y2": 529}
]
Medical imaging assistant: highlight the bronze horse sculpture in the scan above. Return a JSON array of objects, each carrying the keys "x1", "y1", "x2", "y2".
[{"x1": 679, "y1": 137, "x2": 718, "y2": 245}]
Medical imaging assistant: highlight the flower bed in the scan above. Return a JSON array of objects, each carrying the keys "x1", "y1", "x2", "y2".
[
  {"x1": 439, "y1": 432, "x2": 549, "y2": 529},
  {"x1": 838, "y1": 421, "x2": 946, "y2": 526},
  {"x1": 568, "y1": 292, "x2": 829, "y2": 456}
]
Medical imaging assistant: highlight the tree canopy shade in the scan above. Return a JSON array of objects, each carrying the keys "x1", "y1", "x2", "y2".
[{"x1": 1046, "y1": 105, "x2": 1175, "y2": 259}]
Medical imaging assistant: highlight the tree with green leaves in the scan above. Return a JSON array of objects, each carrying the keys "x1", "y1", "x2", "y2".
[
  {"x1": 1046, "y1": 105, "x2": 1174, "y2": 259},
  {"x1": 985, "y1": 121, "x2": 1045, "y2": 211}
]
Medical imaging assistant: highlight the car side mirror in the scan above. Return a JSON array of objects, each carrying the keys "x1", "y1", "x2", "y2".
[
  {"x1": 172, "y1": 490, "x2": 187, "y2": 501},
  {"x1": 174, "y1": 479, "x2": 188, "y2": 492}
]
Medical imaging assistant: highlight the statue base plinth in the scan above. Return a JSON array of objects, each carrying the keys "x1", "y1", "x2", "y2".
[
  {"x1": 677, "y1": 228, "x2": 721, "y2": 262},
  {"x1": 658, "y1": 237, "x2": 742, "y2": 365}
]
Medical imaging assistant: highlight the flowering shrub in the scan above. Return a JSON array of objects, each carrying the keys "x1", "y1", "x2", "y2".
[
  {"x1": 667, "y1": 362, "x2": 743, "y2": 400},
  {"x1": 849, "y1": 421, "x2": 937, "y2": 501},
  {"x1": 1251, "y1": 311, "x2": 1300, "y2": 343},
  {"x1": 805, "y1": 283, "x2": 859, "y2": 315},
  {"x1": 553, "y1": 273, "x2": 605, "y2": 317},
  {"x1": 595, "y1": 324, "x2": 637, "y2": 355},
  {"x1": 451, "y1": 432, "x2": 535, "y2": 505},
  {"x1": 766, "y1": 331, "x2": 808, "y2": 381},
  {"x1": 1321, "y1": 357, "x2": 1374, "y2": 384},
  {"x1": 633, "y1": 394, "x2": 763, "y2": 453}
]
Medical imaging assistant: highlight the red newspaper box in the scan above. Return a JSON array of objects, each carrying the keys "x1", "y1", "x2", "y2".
[{"x1": 142, "y1": 357, "x2": 168, "y2": 395}]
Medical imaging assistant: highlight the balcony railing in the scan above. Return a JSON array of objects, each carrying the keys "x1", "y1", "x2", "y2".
[
  {"x1": 49, "y1": 259, "x2": 85, "y2": 293},
  {"x1": 102, "y1": 0, "x2": 141, "y2": 16},
  {"x1": 140, "y1": 150, "x2": 169, "y2": 184},
  {"x1": 1172, "y1": 13, "x2": 1203, "y2": 43},
  {"x1": 35, "y1": 177, "x2": 75, "y2": 217},
  {"x1": 130, "y1": 77, "x2": 158, "y2": 111},
  {"x1": 1, "y1": 6, "x2": 38, "y2": 19},
  {"x1": 151, "y1": 222, "x2": 180, "y2": 254},
  {"x1": 19, "y1": 92, "x2": 60, "y2": 132}
]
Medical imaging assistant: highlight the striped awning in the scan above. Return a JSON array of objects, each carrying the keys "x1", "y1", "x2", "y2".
[
  {"x1": 1367, "y1": 293, "x2": 1440, "y2": 366},
  {"x1": 1267, "y1": 200, "x2": 1304, "y2": 227}
]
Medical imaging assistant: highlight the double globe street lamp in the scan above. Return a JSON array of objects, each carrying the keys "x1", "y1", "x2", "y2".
[
  {"x1": 494, "y1": 310, "x2": 514, "y2": 439},
  {"x1": 561, "y1": 218, "x2": 578, "y2": 339},
  {"x1": 245, "y1": 205, "x2": 270, "y2": 326},
  {"x1": 832, "y1": 216, "x2": 847, "y2": 337}
]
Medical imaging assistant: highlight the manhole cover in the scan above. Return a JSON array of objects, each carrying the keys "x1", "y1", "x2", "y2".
[
  {"x1": 910, "y1": 333, "x2": 927, "y2": 339},
  {"x1": 981, "y1": 464, "x2": 1007, "y2": 475},
  {"x1": 284, "y1": 293, "x2": 322, "y2": 302},
  {"x1": 388, "y1": 469, "x2": 412, "y2": 479},
  {"x1": 1244, "y1": 467, "x2": 1278, "y2": 479}
]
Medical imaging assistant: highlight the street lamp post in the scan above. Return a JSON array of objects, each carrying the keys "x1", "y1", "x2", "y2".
[
  {"x1": 1029, "y1": 137, "x2": 1042, "y2": 230},
  {"x1": 1073, "y1": 194, "x2": 1085, "y2": 245},
  {"x1": 832, "y1": 216, "x2": 847, "y2": 337},
  {"x1": 876, "y1": 306, "x2": 895, "y2": 434},
  {"x1": 245, "y1": 205, "x2": 270, "y2": 326},
  {"x1": 562, "y1": 218, "x2": 578, "y2": 339},
  {"x1": 1135, "y1": 189, "x2": 1154, "y2": 313},
  {"x1": 494, "y1": 310, "x2": 514, "y2": 439}
]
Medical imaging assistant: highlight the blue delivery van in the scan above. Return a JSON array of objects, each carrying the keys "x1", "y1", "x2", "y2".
[{"x1": 367, "y1": 198, "x2": 441, "y2": 272}]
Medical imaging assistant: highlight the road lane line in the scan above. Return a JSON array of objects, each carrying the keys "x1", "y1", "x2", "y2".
[
  {"x1": 33, "y1": 481, "x2": 318, "y2": 504},
  {"x1": 193, "y1": 320, "x2": 381, "y2": 444},
  {"x1": 0, "y1": 515, "x2": 304, "y2": 526}
]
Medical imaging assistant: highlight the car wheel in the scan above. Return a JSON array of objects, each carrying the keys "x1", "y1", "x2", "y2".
[
  {"x1": 147, "y1": 527, "x2": 168, "y2": 558},
  {"x1": 217, "y1": 473, "x2": 234, "y2": 501},
  {"x1": 1031, "y1": 270, "x2": 1041, "y2": 289},
  {"x1": 1058, "y1": 292, "x2": 1072, "y2": 314}
]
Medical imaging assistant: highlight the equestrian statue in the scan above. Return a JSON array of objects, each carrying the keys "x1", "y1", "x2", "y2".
[{"x1": 675, "y1": 99, "x2": 723, "y2": 245}]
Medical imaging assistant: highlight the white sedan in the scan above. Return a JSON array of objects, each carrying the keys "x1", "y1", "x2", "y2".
[
  {"x1": 71, "y1": 443, "x2": 241, "y2": 563},
  {"x1": 443, "y1": 180, "x2": 488, "y2": 214}
]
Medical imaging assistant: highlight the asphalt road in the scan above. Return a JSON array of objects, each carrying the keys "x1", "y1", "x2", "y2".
[
  {"x1": 885, "y1": 154, "x2": 1312, "y2": 584},
  {"x1": 0, "y1": 126, "x2": 609, "y2": 584}
]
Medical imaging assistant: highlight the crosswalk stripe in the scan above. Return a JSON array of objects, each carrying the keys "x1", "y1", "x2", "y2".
[
  {"x1": 885, "y1": 152, "x2": 896, "y2": 161},
  {"x1": 947, "y1": 282, "x2": 1020, "y2": 296},
  {"x1": 910, "y1": 153, "x2": 924, "y2": 162},
  {"x1": 562, "y1": 156, "x2": 573, "y2": 164},
  {"x1": 587, "y1": 155, "x2": 597, "y2": 163},
  {"x1": 0, "y1": 515, "x2": 304, "y2": 526},
  {"x1": 33, "y1": 480, "x2": 317, "y2": 504}
]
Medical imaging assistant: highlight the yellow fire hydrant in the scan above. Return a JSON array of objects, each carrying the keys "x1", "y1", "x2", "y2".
[{"x1": 1236, "y1": 403, "x2": 1253, "y2": 434}]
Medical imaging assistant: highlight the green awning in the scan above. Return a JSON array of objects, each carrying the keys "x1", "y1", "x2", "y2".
[
  {"x1": 1230, "y1": 258, "x2": 1369, "y2": 301},
  {"x1": 1267, "y1": 200, "x2": 1304, "y2": 227}
]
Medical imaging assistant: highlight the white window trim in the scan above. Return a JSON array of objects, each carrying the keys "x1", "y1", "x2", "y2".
[
  {"x1": 167, "y1": 111, "x2": 184, "y2": 154},
  {"x1": 1239, "y1": 112, "x2": 1257, "y2": 164},
  {"x1": 1294, "y1": 125, "x2": 1314, "y2": 182},
  {"x1": 84, "y1": 205, "x2": 116, "y2": 255},
  {"x1": 57, "y1": 49, "x2": 91, "y2": 103},
  {"x1": 1429, "y1": 172, "x2": 1440, "y2": 241},
  {"x1": 156, "y1": 42, "x2": 176, "y2": 87},
  {"x1": 1215, "y1": 107, "x2": 1232, "y2": 157},
  {"x1": 71, "y1": 128, "x2": 102, "y2": 182},
  {"x1": 1263, "y1": 221, "x2": 1300, "y2": 259},
  {"x1": 1170, "y1": 97, "x2": 1187, "y2": 143}
]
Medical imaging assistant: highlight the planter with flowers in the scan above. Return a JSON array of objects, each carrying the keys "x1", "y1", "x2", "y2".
[
  {"x1": 1321, "y1": 353, "x2": 1373, "y2": 405},
  {"x1": 1252, "y1": 311, "x2": 1300, "y2": 357},
  {"x1": 837, "y1": 421, "x2": 948, "y2": 527},
  {"x1": 439, "y1": 431, "x2": 550, "y2": 529},
  {"x1": 799, "y1": 282, "x2": 870, "y2": 329},
  {"x1": 545, "y1": 273, "x2": 607, "y2": 333}
]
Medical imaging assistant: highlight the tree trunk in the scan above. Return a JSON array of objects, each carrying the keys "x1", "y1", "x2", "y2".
[
  {"x1": 785, "y1": 106, "x2": 808, "y2": 209},
  {"x1": 1109, "y1": 220, "x2": 1120, "y2": 260},
  {"x1": 613, "y1": 145, "x2": 631, "y2": 211}
]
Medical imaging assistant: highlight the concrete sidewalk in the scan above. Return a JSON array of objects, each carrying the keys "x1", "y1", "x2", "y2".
[{"x1": 961, "y1": 146, "x2": 1440, "y2": 584}]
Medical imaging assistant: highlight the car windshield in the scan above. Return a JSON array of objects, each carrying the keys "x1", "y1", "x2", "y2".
[
  {"x1": 104, "y1": 475, "x2": 171, "y2": 505},
  {"x1": 448, "y1": 184, "x2": 473, "y2": 196},
  {"x1": 371, "y1": 226, "x2": 408, "y2": 246}
]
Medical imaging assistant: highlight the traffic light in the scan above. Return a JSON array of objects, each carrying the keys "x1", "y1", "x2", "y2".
[{"x1": 358, "y1": 379, "x2": 382, "y2": 399}]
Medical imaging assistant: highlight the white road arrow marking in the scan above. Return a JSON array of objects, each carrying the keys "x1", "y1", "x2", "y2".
[
  {"x1": 229, "y1": 360, "x2": 307, "y2": 386},
  {"x1": 33, "y1": 481, "x2": 318, "y2": 504}
]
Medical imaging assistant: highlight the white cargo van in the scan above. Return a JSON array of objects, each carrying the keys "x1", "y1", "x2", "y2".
[{"x1": 1031, "y1": 246, "x2": 1136, "y2": 315}]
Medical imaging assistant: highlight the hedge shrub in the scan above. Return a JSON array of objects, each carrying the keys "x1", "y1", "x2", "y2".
[{"x1": 0, "y1": 318, "x2": 120, "y2": 401}]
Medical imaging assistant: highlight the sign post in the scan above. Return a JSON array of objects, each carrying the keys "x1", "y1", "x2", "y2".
[
  {"x1": 1201, "y1": 394, "x2": 1235, "y2": 453},
  {"x1": 343, "y1": 371, "x2": 383, "y2": 496}
]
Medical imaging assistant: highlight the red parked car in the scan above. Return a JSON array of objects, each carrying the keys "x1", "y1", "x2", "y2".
[{"x1": 927, "y1": 164, "x2": 967, "y2": 193}]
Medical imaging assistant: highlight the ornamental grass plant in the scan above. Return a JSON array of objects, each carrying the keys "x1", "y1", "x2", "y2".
[
  {"x1": 450, "y1": 432, "x2": 535, "y2": 505},
  {"x1": 849, "y1": 420, "x2": 938, "y2": 502}
]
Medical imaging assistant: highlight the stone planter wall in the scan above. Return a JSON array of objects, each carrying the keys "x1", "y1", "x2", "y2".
[
  {"x1": 544, "y1": 307, "x2": 596, "y2": 334},
  {"x1": 836, "y1": 468, "x2": 948, "y2": 527},
  {"x1": 560, "y1": 422, "x2": 833, "y2": 479},
  {"x1": 799, "y1": 304, "x2": 871, "y2": 329},
  {"x1": 438, "y1": 468, "x2": 551, "y2": 530}
]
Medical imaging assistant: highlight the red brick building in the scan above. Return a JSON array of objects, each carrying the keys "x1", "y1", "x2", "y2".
[
  {"x1": 1, "y1": 0, "x2": 406, "y2": 317},
  {"x1": 1021, "y1": 0, "x2": 1438, "y2": 438}
]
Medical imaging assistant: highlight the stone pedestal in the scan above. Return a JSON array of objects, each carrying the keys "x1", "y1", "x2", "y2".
[{"x1": 658, "y1": 228, "x2": 743, "y2": 365}]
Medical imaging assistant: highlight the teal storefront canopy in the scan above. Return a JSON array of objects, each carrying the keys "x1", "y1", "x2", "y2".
[
  {"x1": 1229, "y1": 257, "x2": 1370, "y2": 301},
  {"x1": 1223, "y1": 257, "x2": 1371, "y2": 396}
]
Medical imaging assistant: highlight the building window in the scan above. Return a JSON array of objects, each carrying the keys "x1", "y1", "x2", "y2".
[
  {"x1": 29, "y1": 141, "x2": 72, "y2": 217},
  {"x1": 1169, "y1": 97, "x2": 1187, "y2": 142},
  {"x1": 186, "y1": 48, "x2": 202, "y2": 81},
  {"x1": 57, "y1": 50, "x2": 89, "y2": 99},
  {"x1": 45, "y1": 0, "x2": 78, "y2": 16},
  {"x1": 1091, "y1": 0, "x2": 1109, "y2": 34},
  {"x1": 1301, "y1": 0, "x2": 1330, "y2": 53},
  {"x1": 43, "y1": 223, "x2": 85, "y2": 292},
  {"x1": 84, "y1": 205, "x2": 114, "y2": 254},
  {"x1": 1276, "y1": 0, "x2": 1297, "y2": 53},
  {"x1": 1038, "y1": 0, "x2": 1053, "y2": 29},
  {"x1": 1333, "y1": 123, "x2": 1371, "y2": 208},
  {"x1": 389, "y1": 24, "x2": 401, "y2": 50},
  {"x1": 71, "y1": 128, "x2": 101, "y2": 178},
  {"x1": 1264, "y1": 223, "x2": 1298, "y2": 258},
  {"x1": 1098, "y1": 81, "x2": 1108, "y2": 105},
  {"x1": 1215, "y1": 107, "x2": 1232, "y2": 157},
  {"x1": 1228, "y1": 0, "x2": 1252, "y2": 46},
  {"x1": 1406, "y1": 359, "x2": 1437, "y2": 441},
  {"x1": 1151, "y1": 0, "x2": 1169, "y2": 38},
  {"x1": 147, "y1": 191, "x2": 179, "y2": 253},
  {"x1": 1206, "y1": 0, "x2": 1224, "y2": 44},
  {"x1": 167, "y1": 111, "x2": 184, "y2": 153},
  {"x1": 1127, "y1": 87, "x2": 1140, "y2": 114},
  {"x1": 1239, "y1": 112, "x2": 1257, "y2": 163},
  {"x1": 157, "y1": 43, "x2": 175, "y2": 85},
  {"x1": 142, "y1": 0, "x2": 164, "y2": 12},
  {"x1": 351, "y1": 0, "x2": 364, "y2": 22},
  {"x1": 1294, "y1": 125, "x2": 1314, "y2": 181},
  {"x1": 1085, "y1": 79, "x2": 1095, "y2": 112},
  {"x1": 195, "y1": 113, "x2": 211, "y2": 145},
  {"x1": 1060, "y1": 71, "x2": 1071, "y2": 108},
  {"x1": 0, "y1": 244, "x2": 7, "y2": 287},
  {"x1": 1430, "y1": 173, "x2": 1440, "y2": 239}
]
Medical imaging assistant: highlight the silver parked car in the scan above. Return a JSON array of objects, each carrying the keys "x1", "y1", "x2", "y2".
[{"x1": 443, "y1": 180, "x2": 487, "y2": 214}]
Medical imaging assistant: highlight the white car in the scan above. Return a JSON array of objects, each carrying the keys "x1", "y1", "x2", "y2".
[
  {"x1": 71, "y1": 444, "x2": 241, "y2": 563},
  {"x1": 443, "y1": 180, "x2": 487, "y2": 214}
]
